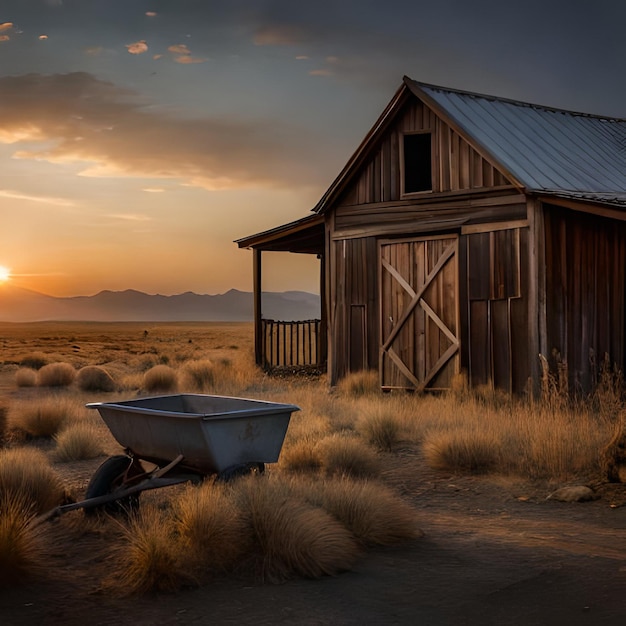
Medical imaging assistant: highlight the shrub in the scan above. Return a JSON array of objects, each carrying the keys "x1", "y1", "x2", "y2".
[
  {"x1": 301, "y1": 477, "x2": 422, "y2": 546},
  {"x1": 54, "y1": 422, "x2": 105, "y2": 462},
  {"x1": 19, "y1": 353, "x2": 49, "y2": 370},
  {"x1": 279, "y1": 437, "x2": 322, "y2": 474},
  {"x1": 180, "y1": 359, "x2": 216, "y2": 392},
  {"x1": 76, "y1": 366, "x2": 116, "y2": 392},
  {"x1": 316, "y1": 433, "x2": 381, "y2": 479},
  {"x1": 422, "y1": 429, "x2": 501, "y2": 474},
  {"x1": 37, "y1": 362, "x2": 76, "y2": 387},
  {"x1": 15, "y1": 368, "x2": 37, "y2": 388},
  {"x1": 337, "y1": 370, "x2": 379, "y2": 397},
  {"x1": 174, "y1": 482, "x2": 245, "y2": 575},
  {"x1": 0, "y1": 495, "x2": 48, "y2": 585},
  {"x1": 109, "y1": 506, "x2": 190, "y2": 595},
  {"x1": 143, "y1": 365, "x2": 178, "y2": 393},
  {"x1": 233, "y1": 476, "x2": 359, "y2": 582},
  {"x1": 0, "y1": 448, "x2": 65, "y2": 513},
  {"x1": 357, "y1": 410, "x2": 402, "y2": 452},
  {"x1": 9, "y1": 397, "x2": 79, "y2": 438}
]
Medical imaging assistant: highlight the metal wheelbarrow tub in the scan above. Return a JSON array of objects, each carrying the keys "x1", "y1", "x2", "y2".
[{"x1": 87, "y1": 393, "x2": 299, "y2": 474}]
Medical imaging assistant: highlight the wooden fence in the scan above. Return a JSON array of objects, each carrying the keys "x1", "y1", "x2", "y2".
[{"x1": 261, "y1": 319, "x2": 324, "y2": 369}]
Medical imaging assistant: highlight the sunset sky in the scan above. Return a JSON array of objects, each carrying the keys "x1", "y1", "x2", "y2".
[{"x1": 1, "y1": 1, "x2": 625, "y2": 297}]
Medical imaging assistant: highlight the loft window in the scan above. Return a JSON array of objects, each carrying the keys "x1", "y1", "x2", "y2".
[{"x1": 402, "y1": 132, "x2": 432, "y2": 194}]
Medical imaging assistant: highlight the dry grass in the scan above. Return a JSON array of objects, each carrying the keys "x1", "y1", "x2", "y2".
[
  {"x1": 423, "y1": 429, "x2": 502, "y2": 474},
  {"x1": 18, "y1": 352, "x2": 49, "y2": 369},
  {"x1": 0, "y1": 495, "x2": 48, "y2": 585},
  {"x1": 9, "y1": 397, "x2": 82, "y2": 438},
  {"x1": 15, "y1": 367, "x2": 37, "y2": 388},
  {"x1": 232, "y1": 475, "x2": 360, "y2": 582},
  {"x1": 174, "y1": 481, "x2": 246, "y2": 576},
  {"x1": 143, "y1": 364, "x2": 178, "y2": 393},
  {"x1": 37, "y1": 362, "x2": 76, "y2": 387},
  {"x1": 295, "y1": 476, "x2": 422, "y2": 546},
  {"x1": 76, "y1": 365, "x2": 116, "y2": 392},
  {"x1": 336, "y1": 369, "x2": 379, "y2": 396},
  {"x1": 356, "y1": 407, "x2": 403, "y2": 451},
  {"x1": 107, "y1": 506, "x2": 191, "y2": 595},
  {"x1": 180, "y1": 359, "x2": 217, "y2": 392},
  {"x1": 316, "y1": 433, "x2": 381, "y2": 479},
  {"x1": 54, "y1": 422, "x2": 105, "y2": 462},
  {"x1": 0, "y1": 448, "x2": 65, "y2": 513},
  {"x1": 279, "y1": 436, "x2": 322, "y2": 473}
]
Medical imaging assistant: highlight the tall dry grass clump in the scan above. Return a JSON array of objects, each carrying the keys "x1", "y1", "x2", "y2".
[
  {"x1": 297, "y1": 476, "x2": 422, "y2": 546},
  {"x1": 180, "y1": 359, "x2": 217, "y2": 392},
  {"x1": 232, "y1": 476, "x2": 359, "y2": 582},
  {"x1": 356, "y1": 406, "x2": 403, "y2": 451},
  {"x1": 15, "y1": 367, "x2": 37, "y2": 388},
  {"x1": 108, "y1": 506, "x2": 190, "y2": 595},
  {"x1": 54, "y1": 422, "x2": 105, "y2": 462},
  {"x1": 76, "y1": 365, "x2": 116, "y2": 392},
  {"x1": 19, "y1": 352, "x2": 49, "y2": 370},
  {"x1": 174, "y1": 482, "x2": 246, "y2": 576},
  {"x1": 9, "y1": 397, "x2": 81, "y2": 438},
  {"x1": 422, "y1": 429, "x2": 502, "y2": 474},
  {"x1": 336, "y1": 369, "x2": 379, "y2": 396},
  {"x1": 143, "y1": 364, "x2": 178, "y2": 393},
  {"x1": 316, "y1": 433, "x2": 381, "y2": 479},
  {"x1": 0, "y1": 448, "x2": 65, "y2": 513},
  {"x1": 279, "y1": 437, "x2": 323, "y2": 474},
  {"x1": 36, "y1": 362, "x2": 76, "y2": 387},
  {"x1": 0, "y1": 495, "x2": 48, "y2": 585}
]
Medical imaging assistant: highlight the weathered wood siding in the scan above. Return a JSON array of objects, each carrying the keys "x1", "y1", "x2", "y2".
[
  {"x1": 545, "y1": 205, "x2": 626, "y2": 392},
  {"x1": 330, "y1": 237, "x2": 379, "y2": 382},
  {"x1": 327, "y1": 97, "x2": 530, "y2": 390},
  {"x1": 463, "y1": 226, "x2": 530, "y2": 393},
  {"x1": 338, "y1": 100, "x2": 510, "y2": 207}
]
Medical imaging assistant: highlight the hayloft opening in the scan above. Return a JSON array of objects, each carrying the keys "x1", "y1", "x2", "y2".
[{"x1": 402, "y1": 132, "x2": 432, "y2": 194}]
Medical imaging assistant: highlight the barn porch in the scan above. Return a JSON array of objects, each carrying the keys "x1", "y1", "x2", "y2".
[{"x1": 235, "y1": 214, "x2": 327, "y2": 372}]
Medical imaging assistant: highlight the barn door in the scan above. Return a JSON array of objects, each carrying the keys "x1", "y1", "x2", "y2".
[{"x1": 380, "y1": 236, "x2": 459, "y2": 391}]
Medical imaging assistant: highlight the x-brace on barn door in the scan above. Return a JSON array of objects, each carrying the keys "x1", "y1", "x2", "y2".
[{"x1": 380, "y1": 235, "x2": 459, "y2": 391}]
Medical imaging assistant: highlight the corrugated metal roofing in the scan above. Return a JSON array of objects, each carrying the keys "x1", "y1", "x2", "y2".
[{"x1": 406, "y1": 77, "x2": 626, "y2": 195}]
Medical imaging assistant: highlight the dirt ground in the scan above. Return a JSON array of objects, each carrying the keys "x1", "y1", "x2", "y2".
[{"x1": 2, "y1": 445, "x2": 626, "y2": 626}]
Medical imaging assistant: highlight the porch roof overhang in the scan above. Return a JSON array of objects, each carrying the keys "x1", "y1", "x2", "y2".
[{"x1": 235, "y1": 213, "x2": 324, "y2": 255}]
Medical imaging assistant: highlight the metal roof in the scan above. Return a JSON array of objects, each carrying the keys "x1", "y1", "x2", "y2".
[{"x1": 406, "y1": 78, "x2": 626, "y2": 195}]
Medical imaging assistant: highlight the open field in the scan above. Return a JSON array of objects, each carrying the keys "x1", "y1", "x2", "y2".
[{"x1": 1, "y1": 322, "x2": 626, "y2": 624}]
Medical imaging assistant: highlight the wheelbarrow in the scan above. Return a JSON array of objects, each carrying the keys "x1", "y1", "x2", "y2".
[{"x1": 42, "y1": 393, "x2": 299, "y2": 519}]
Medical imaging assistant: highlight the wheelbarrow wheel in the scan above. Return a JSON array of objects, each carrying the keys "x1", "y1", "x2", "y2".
[
  {"x1": 217, "y1": 462, "x2": 265, "y2": 482},
  {"x1": 84, "y1": 455, "x2": 144, "y2": 517}
]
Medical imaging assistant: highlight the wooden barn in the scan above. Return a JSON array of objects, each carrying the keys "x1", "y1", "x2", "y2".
[{"x1": 236, "y1": 76, "x2": 626, "y2": 394}]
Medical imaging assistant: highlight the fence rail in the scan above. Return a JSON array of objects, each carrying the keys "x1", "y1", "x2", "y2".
[{"x1": 261, "y1": 319, "x2": 323, "y2": 369}]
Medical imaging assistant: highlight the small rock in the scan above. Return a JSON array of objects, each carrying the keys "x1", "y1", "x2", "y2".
[{"x1": 546, "y1": 485, "x2": 599, "y2": 502}]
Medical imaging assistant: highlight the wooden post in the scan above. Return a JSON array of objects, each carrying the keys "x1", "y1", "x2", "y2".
[
  {"x1": 527, "y1": 198, "x2": 547, "y2": 396},
  {"x1": 253, "y1": 249, "x2": 263, "y2": 366}
]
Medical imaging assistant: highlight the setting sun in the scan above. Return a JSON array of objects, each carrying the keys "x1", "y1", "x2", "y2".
[{"x1": 0, "y1": 266, "x2": 11, "y2": 282}]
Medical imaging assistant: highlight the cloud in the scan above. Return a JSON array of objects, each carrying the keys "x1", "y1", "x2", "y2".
[
  {"x1": 253, "y1": 24, "x2": 306, "y2": 46},
  {"x1": 0, "y1": 72, "x2": 328, "y2": 190},
  {"x1": 0, "y1": 35, "x2": 9, "y2": 42},
  {"x1": 0, "y1": 22, "x2": 13, "y2": 31},
  {"x1": 39, "y1": 35, "x2": 48, "y2": 40},
  {"x1": 0, "y1": 189, "x2": 75, "y2": 207},
  {"x1": 142, "y1": 188, "x2": 165, "y2": 193},
  {"x1": 174, "y1": 55, "x2": 206, "y2": 65},
  {"x1": 146, "y1": 11, "x2": 157, "y2": 17},
  {"x1": 126, "y1": 40, "x2": 148, "y2": 55},
  {"x1": 309, "y1": 69, "x2": 332, "y2": 76},
  {"x1": 168, "y1": 44, "x2": 191, "y2": 55}
]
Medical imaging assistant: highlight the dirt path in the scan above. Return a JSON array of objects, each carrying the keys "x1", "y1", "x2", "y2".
[{"x1": 2, "y1": 450, "x2": 626, "y2": 625}]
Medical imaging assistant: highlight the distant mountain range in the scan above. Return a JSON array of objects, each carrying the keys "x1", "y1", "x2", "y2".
[{"x1": 0, "y1": 285, "x2": 321, "y2": 322}]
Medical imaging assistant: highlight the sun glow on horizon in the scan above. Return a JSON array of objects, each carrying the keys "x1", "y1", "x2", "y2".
[{"x1": 0, "y1": 266, "x2": 10, "y2": 282}]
